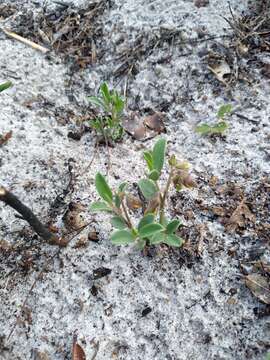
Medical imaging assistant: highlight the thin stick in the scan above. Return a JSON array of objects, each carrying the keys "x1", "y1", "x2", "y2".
[
  {"x1": 2, "y1": 28, "x2": 49, "y2": 54},
  {"x1": 0, "y1": 186, "x2": 62, "y2": 245}
]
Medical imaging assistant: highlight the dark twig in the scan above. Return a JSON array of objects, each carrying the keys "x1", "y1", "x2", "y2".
[{"x1": 0, "y1": 186, "x2": 64, "y2": 246}]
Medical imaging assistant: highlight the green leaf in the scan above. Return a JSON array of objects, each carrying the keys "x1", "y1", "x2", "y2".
[
  {"x1": 110, "y1": 230, "x2": 134, "y2": 245},
  {"x1": 211, "y1": 121, "x2": 228, "y2": 134},
  {"x1": 138, "y1": 179, "x2": 158, "y2": 200},
  {"x1": 100, "y1": 82, "x2": 111, "y2": 103},
  {"x1": 0, "y1": 81, "x2": 12, "y2": 93},
  {"x1": 165, "y1": 234, "x2": 183, "y2": 247},
  {"x1": 88, "y1": 96, "x2": 104, "y2": 109},
  {"x1": 118, "y1": 182, "x2": 127, "y2": 193},
  {"x1": 166, "y1": 219, "x2": 181, "y2": 234},
  {"x1": 148, "y1": 169, "x2": 160, "y2": 181},
  {"x1": 217, "y1": 104, "x2": 232, "y2": 119},
  {"x1": 152, "y1": 138, "x2": 166, "y2": 173},
  {"x1": 139, "y1": 223, "x2": 164, "y2": 238},
  {"x1": 195, "y1": 121, "x2": 228, "y2": 136},
  {"x1": 150, "y1": 232, "x2": 166, "y2": 244},
  {"x1": 114, "y1": 95, "x2": 125, "y2": 114},
  {"x1": 95, "y1": 173, "x2": 113, "y2": 204},
  {"x1": 114, "y1": 194, "x2": 121, "y2": 208},
  {"x1": 138, "y1": 214, "x2": 155, "y2": 230},
  {"x1": 143, "y1": 151, "x2": 154, "y2": 171},
  {"x1": 111, "y1": 216, "x2": 127, "y2": 229},
  {"x1": 90, "y1": 201, "x2": 112, "y2": 212},
  {"x1": 137, "y1": 238, "x2": 146, "y2": 250}
]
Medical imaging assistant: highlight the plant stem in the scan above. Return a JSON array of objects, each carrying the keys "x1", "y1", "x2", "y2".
[
  {"x1": 159, "y1": 169, "x2": 174, "y2": 224},
  {"x1": 121, "y1": 199, "x2": 133, "y2": 229}
]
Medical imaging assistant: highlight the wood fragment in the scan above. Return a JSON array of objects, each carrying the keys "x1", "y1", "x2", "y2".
[
  {"x1": 0, "y1": 186, "x2": 63, "y2": 245},
  {"x1": 2, "y1": 28, "x2": 49, "y2": 53}
]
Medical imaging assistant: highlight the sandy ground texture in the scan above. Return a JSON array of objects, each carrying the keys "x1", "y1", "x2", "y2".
[{"x1": 0, "y1": 0, "x2": 270, "y2": 359}]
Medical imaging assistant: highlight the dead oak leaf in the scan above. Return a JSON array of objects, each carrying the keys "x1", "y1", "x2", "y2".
[
  {"x1": 226, "y1": 200, "x2": 255, "y2": 232},
  {"x1": 245, "y1": 273, "x2": 270, "y2": 305}
]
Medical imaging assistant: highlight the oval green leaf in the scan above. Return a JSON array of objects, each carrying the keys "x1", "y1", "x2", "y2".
[
  {"x1": 90, "y1": 201, "x2": 112, "y2": 212},
  {"x1": 148, "y1": 169, "x2": 160, "y2": 181},
  {"x1": 166, "y1": 219, "x2": 181, "y2": 234},
  {"x1": 138, "y1": 179, "x2": 158, "y2": 200},
  {"x1": 139, "y1": 223, "x2": 164, "y2": 238},
  {"x1": 110, "y1": 230, "x2": 134, "y2": 245},
  {"x1": 150, "y1": 232, "x2": 166, "y2": 244},
  {"x1": 111, "y1": 216, "x2": 127, "y2": 230},
  {"x1": 0, "y1": 81, "x2": 12, "y2": 93},
  {"x1": 138, "y1": 214, "x2": 155, "y2": 230},
  {"x1": 217, "y1": 104, "x2": 232, "y2": 119},
  {"x1": 165, "y1": 234, "x2": 183, "y2": 247},
  {"x1": 143, "y1": 151, "x2": 153, "y2": 171},
  {"x1": 152, "y1": 138, "x2": 166, "y2": 173},
  {"x1": 95, "y1": 173, "x2": 113, "y2": 204}
]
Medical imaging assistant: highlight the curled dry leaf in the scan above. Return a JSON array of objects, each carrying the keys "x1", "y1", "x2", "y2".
[
  {"x1": 126, "y1": 194, "x2": 143, "y2": 210},
  {"x1": 145, "y1": 193, "x2": 160, "y2": 214},
  {"x1": 245, "y1": 273, "x2": 270, "y2": 305},
  {"x1": 226, "y1": 200, "x2": 255, "y2": 232},
  {"x1": 143, "y1": 112, "x2": 165, "y2": 133},
  {"x1": 123, "y1": 112, "x2": 165, "y2": 141},
  {"x1": 0, "y1": 130, "x2": 12, "y2": 146},
  {"x1": 72, "y1": 334, "x2": 86, "y2": 360},
  {"x1": 208, "y1": 60, "x2": 231, "y2": 85}
]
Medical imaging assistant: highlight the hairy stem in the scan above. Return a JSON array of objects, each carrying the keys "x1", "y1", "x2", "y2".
[{"x1": 159, "y1": 169, "x2": 174, "y2": 224}]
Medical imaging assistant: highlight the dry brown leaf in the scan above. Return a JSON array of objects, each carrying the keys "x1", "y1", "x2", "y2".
[
  {"x1": 0, "y1": 130, "x2": 12, "y2": 146},
  {"x1": 245, "y1": 273, "x2": 270, "y2": 304},
  {"x1": 133, "y1": 124, "x2": 146, "y2": 140},
  {"x1": 226, "y1": 201, "x2": 255, "y2": 232},
  {"x1": 123, "y1": 111, "x2": 165, "y2": 141},
  {"x1": 143, "y1": 112, "x2": 165, "y2": 133},
  {"x1": 72, "y1": 334, "x2": 86, "y2": 360},
  {"x1": 208, "y1": 60, "x2": 231, "y2": 85},
  {"x1": 145, "y1": 194, "x2": 160, "y2": 214},
  {"x1": 126, "y1": 194, "x2": 143, "y2": 210},
  {"x1": 194, "y1": 0, "x2": 209, "y2": 7}
]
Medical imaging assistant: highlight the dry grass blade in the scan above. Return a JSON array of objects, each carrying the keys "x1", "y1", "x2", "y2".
[{"x1": 2, "y1": 28, "x2": 49, "y2": 53}]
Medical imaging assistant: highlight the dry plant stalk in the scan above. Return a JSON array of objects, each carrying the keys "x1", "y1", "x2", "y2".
[{"x1": 0, "y1": 186, "x2": 65, "y2": 246}]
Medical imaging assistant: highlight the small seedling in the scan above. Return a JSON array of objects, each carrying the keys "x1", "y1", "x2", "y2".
[
  {"x1": 195, "y1": 104, "x2": 232, "y2": 136},
  {"x1": 88, "y1": 82, "x2": 125, "y2": 142},
  {"x1": 90, "y1": 138, "x2": 196, "y2": 249},
  {"x1": 0, "y1": 81, "x2": 12, "y2": 93}
]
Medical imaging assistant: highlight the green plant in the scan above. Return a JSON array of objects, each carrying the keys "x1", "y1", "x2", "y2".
[
  {"x1": 88, "y1": 82, "x2": 125, "y2": 142},
  {"x1": 90, "y1": 138, "x2": 196, "y2": 249},
  {"x1": 195, "y1": 104, "x2": 232, "y2": 136},
  {"x1": 0, "y1": 81, "x2": 12, "y2": 93}
]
